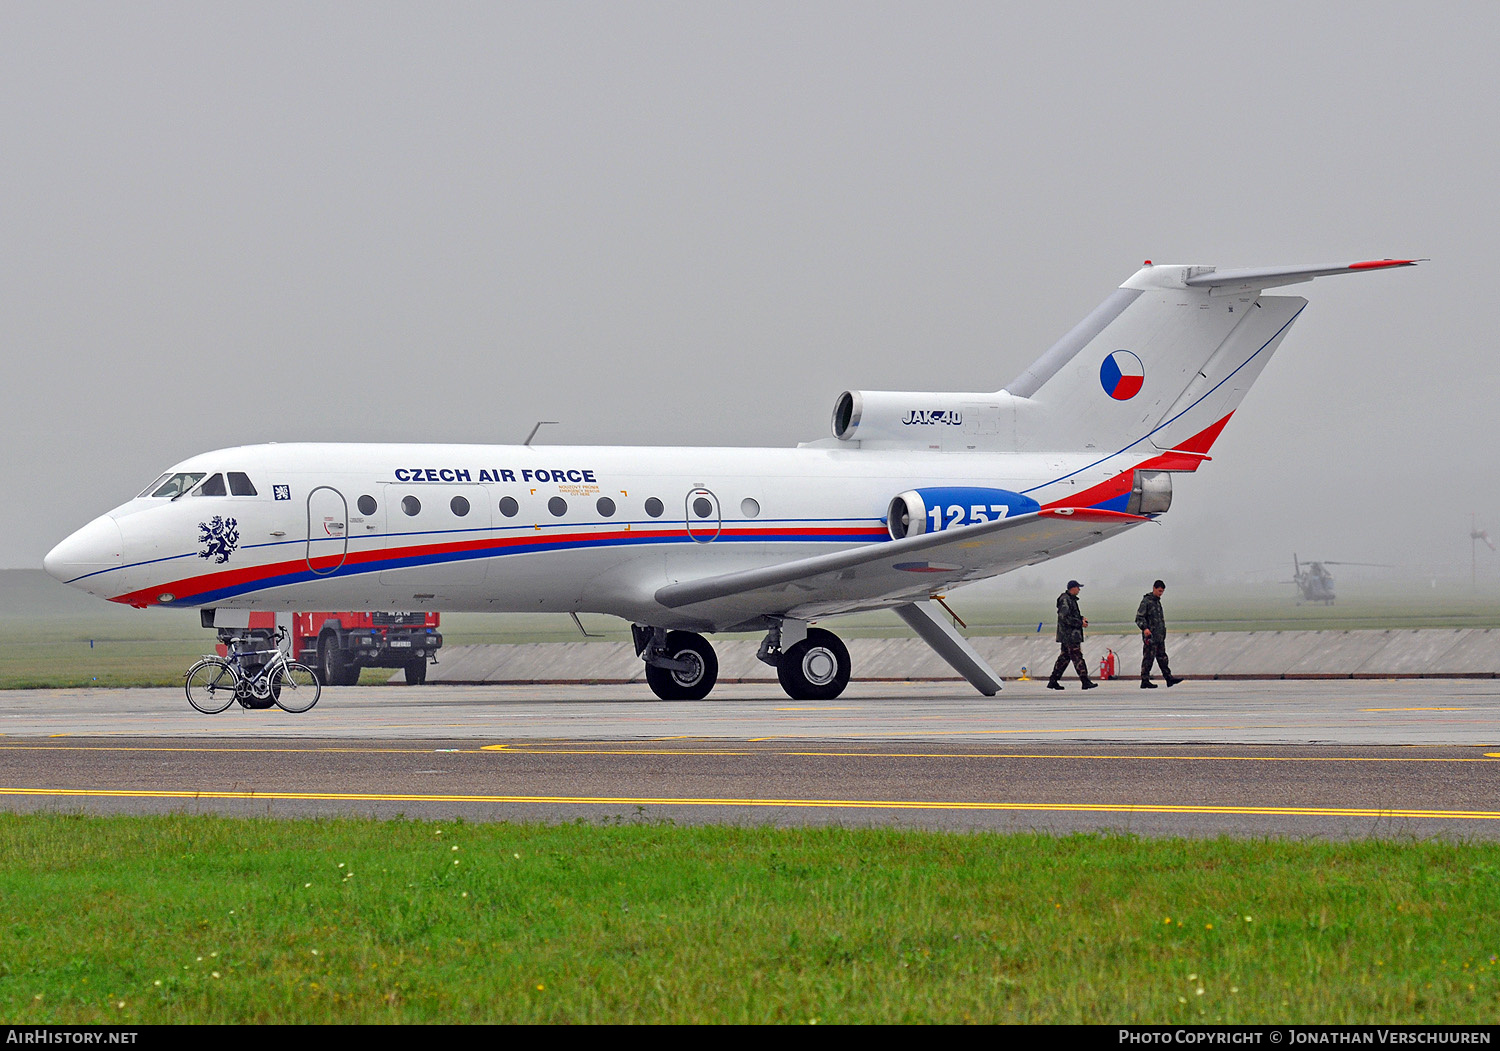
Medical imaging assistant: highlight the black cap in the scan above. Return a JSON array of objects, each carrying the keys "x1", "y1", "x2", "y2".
[
  {"x1": 1153, "y1": 579, "x2": 1166, "y2": 589},
  {"x1": 1067, "y1": 580, "x2": 1083, "y2": 589}
]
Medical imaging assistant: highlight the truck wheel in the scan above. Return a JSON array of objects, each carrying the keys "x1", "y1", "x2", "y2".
[
  {"x1": 320, "y1": 636, "x2": 351, "y2": 687},
  {"x1": 404, "y1": 659, "x2": 428, "y2": 685}
]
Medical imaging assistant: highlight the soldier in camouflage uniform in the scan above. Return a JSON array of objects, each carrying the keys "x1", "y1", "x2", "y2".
[
  {"x1": 1135, "y1": 579, "x2": 1183, "y2": 688},
  {"x1": 1048, "y1": 580, "x2": 1097, "y2": 690}
]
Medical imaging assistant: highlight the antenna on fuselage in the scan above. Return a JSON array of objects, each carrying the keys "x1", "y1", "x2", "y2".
[
  {"x1": 524, "y1": 421, "x2": 559, "y2": 446},
  {"x1": 570, "y1": 612, "x2": 604, "y2": 638}
]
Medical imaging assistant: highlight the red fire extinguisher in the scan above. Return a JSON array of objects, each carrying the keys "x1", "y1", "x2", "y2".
[{"x1": 1099, "y1": 649, "x2": 1117, "y2": 680}]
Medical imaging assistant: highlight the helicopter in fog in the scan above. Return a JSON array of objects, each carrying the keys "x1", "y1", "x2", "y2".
[
  {"x1": 1289, "y1": 555, "x2": 1389, "y2": 604},
  {"x1": 1472, "y1": 514, "x2": 1496, "y2": 585}
]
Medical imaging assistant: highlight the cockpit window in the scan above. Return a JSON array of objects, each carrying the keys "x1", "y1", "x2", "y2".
[
  {"x1": 228, "y1": 472, "x2": 257, "y2": 496},
  {"x1": 149, "y1": 472, "x2": 207, "y2": 498},
  {"x1": 194, "y1": 474, "x2": 227, "y2": 496},
  {"x1": 138, "y1": 473, "x2": 170, "y2": 498}
]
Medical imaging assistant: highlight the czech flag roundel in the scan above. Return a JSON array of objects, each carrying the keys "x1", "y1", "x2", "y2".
[{"x1": 1100, "y1": 350, "x2": 1144, "y2": 401}]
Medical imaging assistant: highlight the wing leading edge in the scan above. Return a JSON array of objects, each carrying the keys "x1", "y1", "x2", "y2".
[{"x1": 654, "y1": 507, "x2": 1149, "y2": 624}]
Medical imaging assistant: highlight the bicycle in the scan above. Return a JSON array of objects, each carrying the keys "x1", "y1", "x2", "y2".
[{"x1": 184, "y1": 627, "x2": 322, "y2": 714}]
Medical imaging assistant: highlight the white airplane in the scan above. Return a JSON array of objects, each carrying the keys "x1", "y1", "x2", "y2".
[{"x1": 46, "y1": 259, "x2": 1416, "y2": 700}]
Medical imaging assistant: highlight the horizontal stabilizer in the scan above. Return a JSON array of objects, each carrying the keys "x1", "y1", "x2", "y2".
[{"x1": 1181, "y1": 259, "x2": 1420, "y2": 293}]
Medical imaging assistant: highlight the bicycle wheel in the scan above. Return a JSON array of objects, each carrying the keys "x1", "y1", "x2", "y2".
[
  {"x1": 185, "y1": 658, "x2": 237, "y2": 714},
  {"x1": 272, "y1": 661, "x2": 321, "y2": 713}
]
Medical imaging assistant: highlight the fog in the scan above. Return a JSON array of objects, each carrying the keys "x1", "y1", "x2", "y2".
[{"x1": 5, "y1": 2, "x2": 1496, "y2": 590}]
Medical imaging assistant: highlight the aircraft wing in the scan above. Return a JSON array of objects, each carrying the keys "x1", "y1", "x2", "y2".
[{"x1": 654, "y1": 507, "x2": 1148, "y2": 625}]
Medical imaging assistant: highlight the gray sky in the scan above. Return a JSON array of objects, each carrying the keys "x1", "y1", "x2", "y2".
[{"x1": 4, "y1": 1, "x2": 1495, "y2": 589}]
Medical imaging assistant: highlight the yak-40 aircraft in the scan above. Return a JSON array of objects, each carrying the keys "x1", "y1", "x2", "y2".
[{"x1": 47, "y1": 259, "x2": 1415, "y2": 700}]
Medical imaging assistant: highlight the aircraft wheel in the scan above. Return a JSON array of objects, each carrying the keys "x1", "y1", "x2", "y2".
[
  {"x1": 777, "y1": 628, "x2": 850, "y2": 701},
  {"x1": 404, "y1": 659, "x2": 428, "y2": 685},
  {"x1": 320, "y1": 636, "x2": 351, "y2": 686},
  {"x1": 643, "y1": 631, "x2": 718, "y2": 700}
]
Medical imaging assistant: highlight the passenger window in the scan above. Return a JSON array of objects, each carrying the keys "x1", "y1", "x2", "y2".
[
  {"x1": 692, "y1": 497, "x2": 713, "y2": 519},
  {"x1": 228, "y1": 472, "x2": 258, "y2": 496},
  {"x1": 357, "y1": 495, "x2": 377, "y2": 515},
  {"x1": 195, "y1": 474, "x2": 227, "y2": 497},
  {"x1": 451, "y1": 496, "x2": 470, "y2": 517},
  {"x1": 644, "y1": 497, "x2": 664, "y2": 518},
  {"x1": 548, "y1": 497, "x2": 567, "y2": 517},
  {"x1": 741, "y1": 498, "x2": 760, "y2": 518},
  {"x1": 596, "y1": 497, "x2": 616, "y2": 517},
  {"x1": 499, "y1": 497, "x2": 519, "y2": 517},
  {"x1": 402, "y1": 496, "x2": 421, "y2": 516}
]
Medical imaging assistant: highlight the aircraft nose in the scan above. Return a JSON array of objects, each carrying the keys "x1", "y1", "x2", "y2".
[{"x1": 44, "y1": 515, "x2": 124, "y2": 585}]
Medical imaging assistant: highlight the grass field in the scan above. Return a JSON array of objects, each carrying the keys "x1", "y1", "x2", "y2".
[
  {"x1": 6, "y1": 569, "x2": 1500, "y2": 688},
  {"x1": 1, "y1": 814, "x2": 1497, "y2": 1024}
]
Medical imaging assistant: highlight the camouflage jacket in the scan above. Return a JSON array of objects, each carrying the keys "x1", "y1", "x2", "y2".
[
  {"x1": 1056, "y1": 591, "x2": 1085, "y2": 644},
  {"x1": 1135, "y1": 592, "x2": 1166, "y2": 638}
]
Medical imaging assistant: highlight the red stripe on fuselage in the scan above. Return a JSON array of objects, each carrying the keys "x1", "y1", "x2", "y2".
[
  {"x1": 1169, "y1": 411, "x2": 1233, "y2": 455},
  {"x1": 108, "y1": 524, "x2": 888, "y2": 607},
  {"x1": 1042, "y1": 412, "x2": 1234, "y2": 511}
]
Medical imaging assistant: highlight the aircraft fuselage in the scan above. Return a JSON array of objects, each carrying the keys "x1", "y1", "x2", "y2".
[{"x1": 46, "y1": 441, "x2": 1125, "y2": 631}]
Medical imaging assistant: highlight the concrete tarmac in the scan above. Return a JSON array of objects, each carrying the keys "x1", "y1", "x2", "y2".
[{"x1": 1, "y1": 679, "x2": 1498, "y2": 837}]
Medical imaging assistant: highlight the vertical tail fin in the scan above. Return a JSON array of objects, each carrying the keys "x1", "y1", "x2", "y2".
[{"x1": 1004, "y1": 260, "x2": 1416, "y2": 455}]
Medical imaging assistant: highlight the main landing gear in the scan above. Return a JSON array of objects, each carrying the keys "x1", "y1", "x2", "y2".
[
  {"x1": 768, "y1": 627, "x2": 851, "y2": 701},
  {"x1": 632, "y1": 620, "x2": 853, "y2": 702},
  {"x1": 633, "y1": 625, "x2": 719, "y2": 701}
]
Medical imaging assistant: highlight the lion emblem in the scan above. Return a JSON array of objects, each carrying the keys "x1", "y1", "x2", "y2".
[{"x1": 198, "y1": 516, "x2": 240, "y2": 564}]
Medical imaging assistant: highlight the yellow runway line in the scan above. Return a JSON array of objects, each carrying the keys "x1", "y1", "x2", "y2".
[
  {"x1": 1, "y1": 742, "x2": 1498, "y2": 763},
  {"x1": 1362, "y1": 707, "x2": 1471, "y2": 712},
  {"x1": 1, "y1": 786, "x2": 1498, "y2": 821}
]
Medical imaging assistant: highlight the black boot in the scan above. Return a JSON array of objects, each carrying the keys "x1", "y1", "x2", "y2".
[
  {"x1": 1165, "y1": 676, "x2": 1183, "y2": 687},
  {"x1": 1046, "y1": 679, "x2": 1064, "y2": 690},
  {"x1": 1081, "y1": 678, "x2": 1098, "y2": 690},
  {"x1": 1140, "y1": 678, "x2": 1157, "y2": 689}
]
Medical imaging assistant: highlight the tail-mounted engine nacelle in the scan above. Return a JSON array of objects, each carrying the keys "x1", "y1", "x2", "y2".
[
  {"x1": 1127, "y1": 469, "x2": 1173, "y2": 515},
  {"x1": 887, "y1": 487, "x2": 1041, "y2": 540},
  {"x1": 832, "y1": 389, "x2": 1001, "y2": 443}
]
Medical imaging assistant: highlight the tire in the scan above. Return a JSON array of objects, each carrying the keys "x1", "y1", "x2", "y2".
[
  {"x1": 185, "y1": 658, "x2": 237, "y2": 714},
  {"x1": 404, "y1": 659, "x2": 428, "y2": 685},
  {"x1": 643, "y1": 631, "x2": 718, "y2": 700},
  {"x1": 320, "y1": 635, "x2": 351, "y2": 686},
  {"x1": 777, "y1": 628, "x2": 851, "y2": 701},
  {"x1": 272, "y1": 661, "x2": 322, "y2": 713}
]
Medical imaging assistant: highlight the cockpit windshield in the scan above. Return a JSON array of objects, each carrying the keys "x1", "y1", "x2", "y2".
[{"x1": 146, "y1": 472, "x2": 207, "y2": 498}]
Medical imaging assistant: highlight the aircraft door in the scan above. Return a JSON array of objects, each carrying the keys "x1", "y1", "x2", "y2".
[
  {"x1": 306, "y1": 487, "x2": 349, "y2": 575},
  {"x1": 685, "y1": 488, "x2": 721, "y2": 543}
]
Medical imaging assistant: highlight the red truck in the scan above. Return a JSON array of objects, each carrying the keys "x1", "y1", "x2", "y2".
[{"x1": 211, "y1": 611, "x2": 442, "y2": 686}]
